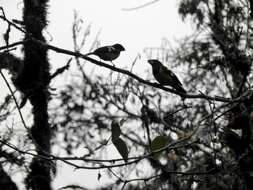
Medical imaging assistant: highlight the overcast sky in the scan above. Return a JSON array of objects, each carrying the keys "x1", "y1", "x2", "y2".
[{"x1": 0, "y1": 0, "x2": 192, "y2": 189}]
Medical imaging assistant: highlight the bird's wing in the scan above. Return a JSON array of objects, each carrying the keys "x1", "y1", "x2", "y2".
[
  {"x1": 94, "y1": 46, "x2": 115, "y2": 54},
  {"x1": 161, "y1": 65, "x2": 183, "y2": 86}
]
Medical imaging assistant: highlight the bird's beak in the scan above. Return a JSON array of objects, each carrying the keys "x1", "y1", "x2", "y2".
[{"x1": 148, "y1": 60, "x2": 154, "y2": 65}]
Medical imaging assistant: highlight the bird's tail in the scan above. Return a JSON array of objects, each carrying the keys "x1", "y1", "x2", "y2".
[
  {"x1": 84, "y1": 52, "x2": 94, "y2": 56},
  {"x1": 175, "y1": 84, "x2": 186, "y2": 94}
]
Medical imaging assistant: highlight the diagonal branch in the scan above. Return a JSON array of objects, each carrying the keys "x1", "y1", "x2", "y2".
[
  {"x1": 0, "y1": 70, "x2": 28, "y2": 130},
  {"x1": 0, "y1": 39, "x2": 244, "y2": 103},
  {"x1": 122, "y1": 0, "x2": 160, "y2": 11}
]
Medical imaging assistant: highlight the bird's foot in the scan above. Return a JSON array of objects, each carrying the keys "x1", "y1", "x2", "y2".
[{"x1": 111, "y1": 61, "x2": 115, "y2": 67}]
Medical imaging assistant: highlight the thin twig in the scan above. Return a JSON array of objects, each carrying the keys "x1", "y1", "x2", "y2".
[
  {"x1": 122, "y1": 0, "x2": 160, "y2": 11},
  {"x1": 0, "y1": 40, "x2": 25, "y2": 51},
  {"x1": 50, "y1": 58, "x2": 72, "y2": 80},
  {"x1": 0, "y1": 70, "x2": 28, "y2": 130}
]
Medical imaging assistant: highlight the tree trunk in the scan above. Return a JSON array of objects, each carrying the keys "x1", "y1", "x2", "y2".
[{"x1": 16, "y1": 0, "x2": 52, "y2": 189}]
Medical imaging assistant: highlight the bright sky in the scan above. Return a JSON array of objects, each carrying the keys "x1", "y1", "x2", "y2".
[{"x1": 0, "y1": 0, "x2": 192, "y2": 189}]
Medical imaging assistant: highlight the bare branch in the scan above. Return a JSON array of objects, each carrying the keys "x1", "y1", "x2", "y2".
[{"x1": 122, "y1": 0, "x2": 160, "y2": 11}]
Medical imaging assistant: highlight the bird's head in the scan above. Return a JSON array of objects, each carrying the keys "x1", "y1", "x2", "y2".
[
  {"x1": 112, "y1": 44, "x2": 125, "y2": 51},
  {"x1": 148, "y1": 59, "x2": 162, "y2": 68}
]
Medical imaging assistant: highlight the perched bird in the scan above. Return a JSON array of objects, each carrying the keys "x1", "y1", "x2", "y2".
[
  {"x1": 85, "y1": 44, "x2": 125, "y2": 63},
  {"x1": 148, "y1": 59, "x2": 186, "y2": 93}
]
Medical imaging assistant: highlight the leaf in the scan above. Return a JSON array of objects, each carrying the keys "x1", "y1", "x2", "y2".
[
  {"x1": 112, "y1": 138, "x2": 128, "y2": 163},
  {"x1": 111, "y1": 121, "x2": 121, "y2": 140},
  {"x1": 150, "y1": 135, "x2": 170, "y2": 159}
]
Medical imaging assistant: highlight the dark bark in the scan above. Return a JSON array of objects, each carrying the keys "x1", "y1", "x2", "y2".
[
  {"x1": 16, "y1": 0, "x2": 52, "y2": 189},
  {"x1": 249, "y1": 0, "x2": 253, "y2": 17}
]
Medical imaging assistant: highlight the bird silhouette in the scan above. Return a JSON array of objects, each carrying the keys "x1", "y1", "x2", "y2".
[
  {"x1": 85, "y1": 44, "x2": 125, "y2": 63},
  {"x1": 148, "y1": 59, "x2": 186, "y2": 94}
]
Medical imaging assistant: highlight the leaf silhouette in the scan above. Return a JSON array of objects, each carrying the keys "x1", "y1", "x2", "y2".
[
  {"x1": 112, "y1": 138, "x2": 128, "y2": 163},
  {"x1": 150, "y1": 135, "x2": 170, "y2": 159},
  {"x1": 111, "y1": 121, "x2": 121, "y2": 140}
]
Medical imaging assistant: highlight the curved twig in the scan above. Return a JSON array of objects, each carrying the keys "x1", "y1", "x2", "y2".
[{"x1": 122, "y1": 0, "x2": 160, "y2": 11}]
